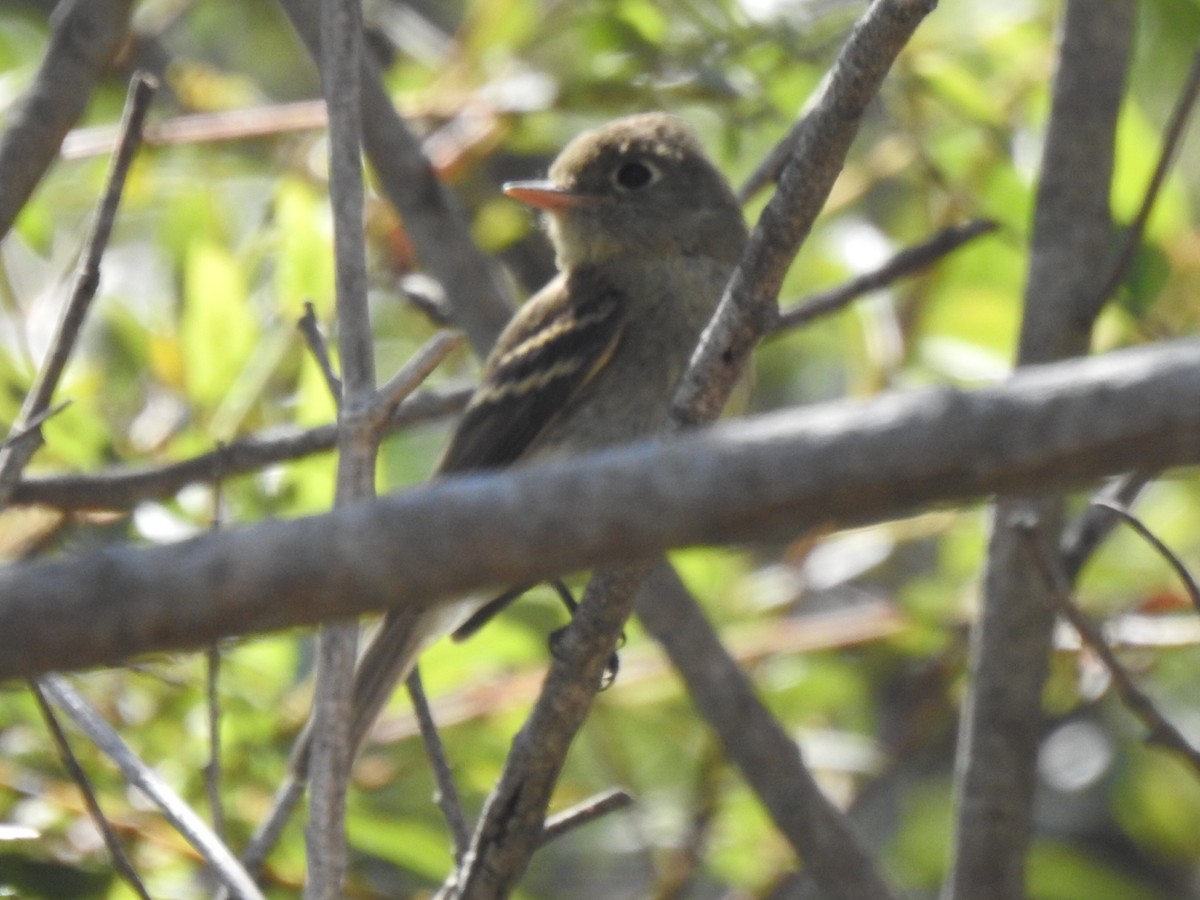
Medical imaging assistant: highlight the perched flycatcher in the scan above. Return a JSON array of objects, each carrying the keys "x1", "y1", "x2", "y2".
[{"x1": 295, "y1": 112, "x2": 747, "y2": 773}]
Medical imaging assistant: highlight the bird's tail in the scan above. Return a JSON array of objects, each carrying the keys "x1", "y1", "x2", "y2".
[
  {"x1": 288, "y1": 600, "x2": 480, "y2": 779},
  {"x1": 237, "y1": 602, "x2": 474, "y2": 882}
]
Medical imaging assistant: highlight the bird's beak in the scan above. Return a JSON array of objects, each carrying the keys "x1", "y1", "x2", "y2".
[{"x1": 503, "y1": 180, "x2": 601, "y2": 212}]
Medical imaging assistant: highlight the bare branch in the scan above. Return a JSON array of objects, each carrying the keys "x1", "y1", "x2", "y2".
[
  {"x1": 638, "y1": 564, "x2": 902, "y2": 900},
  {"x1": 447, "y1": 1, "x2": 937, "y2": 893},
  {"x1": 1096, "y1": 49, "x2": 1200, "y2": 306},
  {"x1": 405, "y1": 668, "x2": 470, "y2": 861},
  {"x1": 0, "y1": 65, "x2": 170, "y2": 900},
  {"x1": 62, "y1": 100, "x2": 329, "y2": 159},
  {"x1": 203, "y1": 645, "x2": 226, "y2": 840},
  {"x1": 539, "y1": 789, "x2": 634, "y2": 845},
  {"x1": 1091, "y1": 500, "x2": 1200, "y2": 615},
  {"x1": 3, "y1": 333, "x2": 1196, "y2": 726},
  {"x1": 234, "y1": 779, "x2": 307, "y2": 886},
  {"x1": 369, "y1": 330, "x2": 465, "y2": 438},
  {"x1": 1057, "y1": 53, "x2": 1200, "y2": 583},
  {"x1": 0, "y1": 72, "x2": 158, "y2": 506},
  {"x1": 8, "y1": 386, "x2": 470, "y2": 512},
  {"x1": 772, "y1": 219, "x2": 998, "y2": 334},
  {"x1": 298, "y1": 301, "x2": 342, "y2": 399},
  {"x1": 0, "y1": 0, "x2": 135, "y2": 239},
  {"x1": 947, "y1": 5, "x2": 1135, "y2": 898},
  {"x1": 737, "y1": 112, "x2": 808, "y2": 205},
  {"x1": 213, "y1": 337, "x2": 469, "y2": 880},
  {"x1": 1018, "y1": 525, "x2": 1200, "y2": 778},
  {"x1": 448, "y1": 565, "x2": 650, "y2": 900},
  {"x1": 0, "y1": 400, "x2": 71, "y2": 450},
  {"x1": 1060, "y1": 472, "x2": 1152, "y2": 582},
  {"x1": 307, "y1": 0, "x2": 374, "y2": 890},
  {"x1": 672, "y1": 0, "x2": 937, "y2": 429},
  {"x1": 276, "y1": 0, "x2": 513, "y2": 357},
  {"x1": 29, "y1": 680, "x2": 152, "y2": 900},
  {"x1": 204, "y1": 454, "x2": 229, "y2": 842},
  {"x1": 36, "y1": 675, "x2": 264, "y2": 900}
]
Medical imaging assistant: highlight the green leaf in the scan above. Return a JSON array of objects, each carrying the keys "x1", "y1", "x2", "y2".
[{"x1": 181, "y1": 238, "x2": 259, "y2": 412}]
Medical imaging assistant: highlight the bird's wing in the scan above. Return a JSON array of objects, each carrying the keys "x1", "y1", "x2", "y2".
[
  {"x1": 436, "y1": 272, "x2": 626, "y2": 474},
  {"x1": 294, "y1": 274, "x2": 626, "y2": 777}
]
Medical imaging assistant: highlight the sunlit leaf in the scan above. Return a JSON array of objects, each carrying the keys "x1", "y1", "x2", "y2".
[{"x1": 181, "y1": 238, "x2": 259, "y2": 412}]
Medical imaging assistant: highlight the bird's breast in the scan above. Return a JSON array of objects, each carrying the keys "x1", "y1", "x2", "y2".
[{"x1": 528, "y1": 255, "x2": 734, "y2": 460}]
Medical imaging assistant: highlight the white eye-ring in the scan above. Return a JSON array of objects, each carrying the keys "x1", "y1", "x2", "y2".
[{"x1": 611, "y1": 159, "x2": 661, "y2": 191}]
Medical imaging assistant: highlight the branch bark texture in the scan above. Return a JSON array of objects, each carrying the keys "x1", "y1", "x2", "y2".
[
  {"x1": 8, "y1": 387, "x2": 470, "y2": 512},
  {"x1": 0, "y1": 0, "x2": 134, "y2": 240},
  {"x1": 946, "y1": 4, "x2": 1135, "y2": 898},
  {"x1": 0, "y1": 73, "x2": 155, "y2": 504},
  {"x1": 277, "y1": 0, "x2": 512, "y2": 356},
  {"x1": 439, "y1": 3, "x2": 938, "y2": 892},
  {"x1": 638, "y1": 564, "x2": 902, "y2": 900},
  {"x1": 0, "y1": 338, "x2": 1198, "y2": 682},
  {"x1": 672, "y1": 0, "x2": 939, "y2": 428},
  {"x1": 305, "y1": 0, "x2": 374, "y2": 892}
]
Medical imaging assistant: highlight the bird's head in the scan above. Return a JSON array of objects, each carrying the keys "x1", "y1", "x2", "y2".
[{"x1": 504, "y1": 113, "x2": 745, "y2": 270}]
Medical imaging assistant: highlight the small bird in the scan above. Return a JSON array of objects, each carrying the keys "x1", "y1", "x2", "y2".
[{"x1": 294, "y1": 112, "x2": 747, "y2": 774}]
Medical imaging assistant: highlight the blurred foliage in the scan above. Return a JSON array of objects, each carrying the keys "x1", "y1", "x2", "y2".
[{"x1": 1, "y1": 0, "x2": 1200, "y2": 897}]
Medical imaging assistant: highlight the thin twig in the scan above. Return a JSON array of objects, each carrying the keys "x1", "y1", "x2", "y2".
[
  {"x1": 1051, "y1": 54, "x2": 1200, "y2": 586},
  {"x1": 204, "y1": 443, "x2": 229, "y2": 841},
  {"x1": 0, "y1": 400, "x2": 71, "y2": 449},
  {"x1": 4, "y1": 68, "x2": 161, "y2": 900},
  {"x1": 204, "y1": 645, "x2": 225, "y2": 837},
  {"x1": 28, "y1": 680, "x2": 152, "y2": 900},
  {"x1": 232, "y1": 778, "x2": 307, "y2": 887},
  {"x1": 63, "y1": 99, "x2": 330, "y2": 159},
  {"x1": 1060, "y1": 472, "x2": 1152, "y2": 583},
  {"x1": 1017, "y1": 523, "x2": 1200, "y2": 779},
  {"x1": 405, "y1": 668, "x2": 471, "y2": 860},
  {"x1": 276, "y1": 0, "x2": 513, "y2": 358},
  {"x1": 771, "y1": 219, "x2": 998, "y2": 333},
  {"x1": 1091, "y1": 499, "x2": 1200, "y2": 615},
  {"x1": 0, "y1": 72, "x2": 158, "y2": 506},
  {"x1": 298, "y1": 301, "x2": 342, "y2": 399},
  {"x1": 279, "y1": 181, "x2": 466, "y2": 885},
  {"x1": 369, "y1": 329, "x2": 465, "y2": 437},
  {"x1": 37, "y1": 675, "x2": 265, "y2": 899},
  {"x1": 8, "y1": 386, "x2": 471, "y2": 512},
  {"x1": 234, "y1": 338, "x2": 468, "y2": 873},
  {"x1": 539, "y1": 789, "x2": 634, "y2": 845},
  {"x1": 737, "y1": 108, "x2": 813, "y2": 204},
  {"x1": 1095, "y1": 49, "x2": 1200, "y2": 305}
]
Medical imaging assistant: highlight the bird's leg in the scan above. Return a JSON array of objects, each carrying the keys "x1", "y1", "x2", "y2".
[
  {"x1": 453, "y1": 579, "x2": 624, "y2": 688},
  {"x1": 547, "y1": 579, "x2": 624, "y2": 689}
]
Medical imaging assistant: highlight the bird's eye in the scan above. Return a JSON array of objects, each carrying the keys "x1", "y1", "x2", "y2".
[{"x1": 612, "y1": 160, "x2": 659, "y2": 191}]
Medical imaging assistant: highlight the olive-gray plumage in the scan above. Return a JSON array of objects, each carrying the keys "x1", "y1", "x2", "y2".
[
  {"x1": 441, "y1": 113, "x2": 746, "y2": 470},
  {"x1": 292, "y1": 113, "x2": 747, "y2": 775}
]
